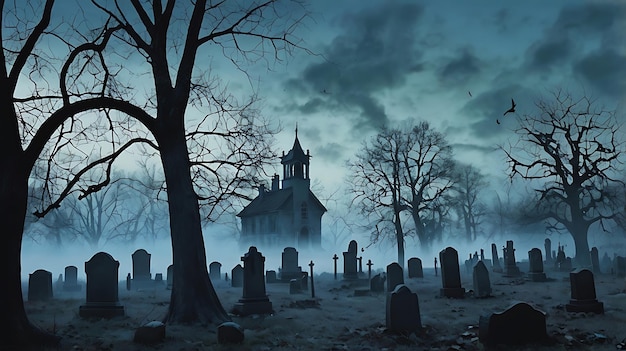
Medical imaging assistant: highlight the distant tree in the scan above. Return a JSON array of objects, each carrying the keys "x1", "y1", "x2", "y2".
[
  {"x1": 450, "y1": 164, "x2": 488, "y2": 242},
  {"x1": 501, "y1": 90, "x2": 625, "y2": 266}
]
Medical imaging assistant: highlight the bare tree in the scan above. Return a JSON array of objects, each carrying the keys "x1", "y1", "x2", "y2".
[
  {"x1": 501, "y1": 90, "x2": 625, "y2": 266},
  {"x1": 450, "y1": 164, "x2": 489, "y2": 242}
]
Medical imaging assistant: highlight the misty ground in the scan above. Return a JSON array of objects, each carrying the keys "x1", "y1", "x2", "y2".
[{"x1": 21, "y1": 266, "x2": 626, "y2": 351}]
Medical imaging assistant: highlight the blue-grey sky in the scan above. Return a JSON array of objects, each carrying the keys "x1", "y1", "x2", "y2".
[{"x1": 230, "y1": 0, "x2": 626, "y2": 192}]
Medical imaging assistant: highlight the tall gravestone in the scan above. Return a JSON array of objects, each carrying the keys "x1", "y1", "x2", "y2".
[
  {"x1": 439, "y1": 247, "x2": 465, "y2": 298},
  {"x1": 232, "y1": 247, "x2": 273, "y2": 316},
  {"x1": 386, "y1": 284, "x2": 421, "y2": 334},
  {"x1": 544, "y1": 238, "x2": 552, "y2": 265},
  {"x1": 63, "y1": 265, "x2": 81, "y2": 292},
  {"x1": 503, "y1": 240, "x2": 521, "y2": 277},
  {"x1": 343, "y1": 240, "x2": 358, "y2": 280},
  {"x1": 370, "y1": 273, "x2": 386, "y2": 293},
  {"x1": 166, "y1": 264, "x2": 173, "y2": 290},
  {"x1": 79, "y1": 252, "x2": 125, "y2": 318},
  {"x1": 28, "y1": 269, "x2": 53, "y2": 301},
  {"x1": 132, "y1": 249, "x2": 152, "y2": 288},
  {"x1": 614, "y1": 256, "x2": 626, "y2": 277},
  {"x1": 280, "y1": 247, "x2": 302, "y2": 281},
  {"x1": 209, "y1": 261, "x2": 222, "y2": 281},
  {"x1": 527, "y1": 248, "x2": 547, "y2": 282},
  {"x1": 565, "y1": 268, "x2": 604, "y2": 314},
  {"x1": 386, "y1": 263, "x2": 404, "y2": 292},
  {"x1": 473, "y1": 260, "x2": 491, "y2": 298},
  {"x1": 407, "y1": 257, "x2": 423, "y2": 278},
  {"x1": 590, "y1": 247, "x2": 601, "y2": 275},
  {"x1": 491, "y1": 243, "x2": 503, "y2": 273},
  {"x1": 231, "y1": 264, "x2": 244, "y2": 288}
]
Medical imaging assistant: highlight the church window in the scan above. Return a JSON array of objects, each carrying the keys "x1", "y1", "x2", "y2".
[{"x1": 301, "y1": 202, "x2": 308, "y2": 220}]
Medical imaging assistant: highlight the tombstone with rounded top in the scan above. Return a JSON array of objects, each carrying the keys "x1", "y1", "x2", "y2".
[
  {"x1": 386, "y1": 284, "x2": 421, "y2": 334},
  {"x1": 407, "y1": 257, "x2": 423, "y2": 278},
  {"x1": 28, "y1": 269, "x2": 53, "y2": 301},
  {"x1": 528, "y1": 248, "x2": 547, "y2": 282},
  {"x1": 386, "y1": 262, "x2": 404, "y2": 292},
  {"x1": 439, "y1": 247, "x2": 465, "y2": 298},
  {"x1": 479, "y1": 302, "x2": 548, "y2": 347},
  {"x1": 63, "y1": 265, "x2": 81, "y2": 292},
  {"x1": 565, "y1": 268, "x2": 603, "y2": 314},
  {"x1": 343, "y1": 240, "x2": 358, "y2": 280},
  {"x1": 209, "y1": 261, "x2": 222, "y2": 281},
  {"x1": 79, "y1": 251, "x2": 125, "y2": 318}
]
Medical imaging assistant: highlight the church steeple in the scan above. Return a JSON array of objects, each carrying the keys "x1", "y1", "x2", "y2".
[{"x1": 281, "y1": 126, "x2": 310, "y2": 187}]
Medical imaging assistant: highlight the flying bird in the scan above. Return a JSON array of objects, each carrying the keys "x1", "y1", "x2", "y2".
[
  {"x1": 322, "y1": 89, "x2": 331, "y2": 95},
  {"x1": 503, "y1": 98, "x2": 516, "y2": 116},
  {"x1": 468, "y1": 91, "x2": 472, "y2": 97},
  {"x1": 496, "y1": 119, "x2": 501, "y2": 125}
]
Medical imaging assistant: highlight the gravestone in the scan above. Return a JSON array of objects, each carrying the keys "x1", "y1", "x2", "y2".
[
  {"x1": 28, "y1": 269, "x2": 53, "y2": 301},
  {"x1": 370, "y1": 273, "x2": 386, "y2": 293},
  {"x1": 300, "y1": 272, "x2": 308, "y2": 290},
  {"x1": 491, "y1": 243, "x2": 503, "y2": 273},
  {"x1": 280, "y1": 247, "x2": 303, "y2": 281},
  {"x1": 527, "y1": 248, "x2": 547, "y2": 282},
  {"x1": 209, "y1": 261, "x2": 222, "y2": 281},
  {"x1": 613, "y1": 256, "x2": 625, "y2": 277},
  {"x1": 343, "y1": 240, "x2": 358, "y2": 280},
  {"x1": 479, "y1": 302, "x2": 548, "y2": 347},
  {"x1": 166, "y1": 264, "x2": 173, "y2": 290},
  {"x1": 439, "y1": 247, "x2": 465, "y2": 298},
  {"x1": 544, "y1": 238, "x2": 552, "y2": 265},
  {"x1": 265, "y1": 270, "x2": 278, "y2": 284},
  {"x1": 407, "y1": 257, "x2": 423, "y2": 278},
  {"x1": 590, "y1": 247, "x2": 601, "y2": 275},
  {"x1": 232, "y1": 247, "x2": 273, "y2": 316},
  {"x1": 565, "y1": 268, "x2": 604, "y2": 314},
  {"x1": 154, "y1": 273, "x2": 163, "y2": 283},
  {"x1": 131, "y1": 249, "x2": 152, "y2": 288},
  {"x1": 386, "y1": 262, "x2": 404, "y2": 292},
  {"x1": 79, "y1": 252, "x2": 125, "y2": 318},
  {"x1": 231, "y1": 264, "x2": 243, "y2": 288},
  {"x1": 503, "y1": 240, "x2": 522, "y2": 277},
  {"x1": 386, "y1": 284, "x2": 421, "y2": 334},
  {"x1": 472, "y1": 261, "x2": 491, "y2": 298},
  {"x1": 63, "y1": 265, "x2": 81, "y2": 292},
  {"x1": 289, "y1": 279, "x2": 301, "y2": 294}
]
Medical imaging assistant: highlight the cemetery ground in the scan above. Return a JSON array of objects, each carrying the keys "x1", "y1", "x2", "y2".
[{"x1": 23, "y1": 268, "x2": 626, "y2": 351}]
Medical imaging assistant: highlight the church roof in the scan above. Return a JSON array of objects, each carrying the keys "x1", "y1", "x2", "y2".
[
  {"x1": 237, "y1": 187, "x2": 327, "y2": 217},
  {"x1": 281, "y1": 130, "x2": 309, "y2": 164}
]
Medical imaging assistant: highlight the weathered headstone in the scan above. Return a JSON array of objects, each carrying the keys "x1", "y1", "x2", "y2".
[
  {"x1": 231, "y1": 264, "x2": 243, "y2": 288},
  {"x1": 565, "y1": 268, "x2": 604, "y2": 314},
  {"x1": 590, "y1": 247, "x2": 601, "y2": 275},
  {"x1": 217, "y1": 322, "x2": 244, "y2": 344},
  {"x1": 154, "y1": 273, "x2": 163, "y2": 283},
  {"x1": 265, "y1": 270, "x2": 278, "y2": 284},
  {"x1": 472, "y1": 261, "x2": 491, "y2": 298},
  {"x1": 527, "y1": 248, "x2": 547, "y2": 282},
  {"x1": 289, "y1": 279, "x2": 301, "y2": 294},
  {"x1": 28, "y1": 269, "x2": 53, "y2": 301},
  {"x1": 479, "y1": 302, "x2": 548, "y2": 347},
  {"x1": 63, "y1": 265, "x2": 81, "y2": 292},
  {"x1": 407, "y1": 257, "x2": 423, "y2": 278},
  {"x1": 131, "y1": 249, "x2": 152, "y2": 288},
  {"x1": 503, "y1": 240, "x2": 521, "y2": 277},
  {"x1": 134, "y1": 321, "x2": 165, "y2": 344},
  {"x1": 280, "y1": 247, "x2": 303, "y2": 281},
  {"x1": 343, "y1": 240, "x2": 358, "y2": 280},
  {"x1": 386, "y1": 284, "x2": 421, "y2": 334},
  {"x1": 232, "y1": 247, "x2": 273, "y2": 316},
  {"x1": 370, "y1": 273, "x2": 386, "y2": 293},
  {"x1": 79, "y1": 252, "x2": 125, "y2": 318},
  {"x1": 386, "y1": 262, "x2": 404, "y2": 292},
  {"x1": 300, "y1": 272, "x2": 308, "y2": 290},
  {"x1": 491, "y1": 243, "x2": 503, "y2": 273},
  {"x1": 439, "y1": 247, "x2": 465, "y2": 298},
  {"x1": 544, "y1": 238, "x2": 552, "y2": 264},
  {"x1": 166, "y1": 264, "x2": 173, "y2": 290},
  {"x1": 209, "y1": 261, "x2": 222, "y2": 282}
]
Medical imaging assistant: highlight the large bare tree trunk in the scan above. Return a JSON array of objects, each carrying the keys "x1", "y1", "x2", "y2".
[
  {"x1": 156, "y1": 121, "x2": 230, "y2": 324},
  {"x1": 570, "y1": 225, "x2": 591, "y2": 267},
  {"x1": 394, "y1": 209, "x2": 405, "y2": 269}
]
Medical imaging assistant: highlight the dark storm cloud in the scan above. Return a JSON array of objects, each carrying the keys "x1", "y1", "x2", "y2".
[
  {"x1": 437, "y1": 49, "x2": 481, "y2": 84},
  {"x1": 285, "y1": 2, "x2": 424, "y2": 131},
  {"x1": 526, "y1": 36, "x2": 572, "y2": 72},
  {"x1": 574, "y1": 49, "x2": 626, "y2": 97},
  {"x1": 315, "y1": 142, "x2": 346, "y2": 164}
]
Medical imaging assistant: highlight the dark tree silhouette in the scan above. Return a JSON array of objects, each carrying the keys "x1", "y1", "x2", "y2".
[
  {"x1": 451, "y1": 164, "x2": 488, "y2": 242},
  {"x1": 501, "y1": 90, "x2": 625, "y2": 266}
]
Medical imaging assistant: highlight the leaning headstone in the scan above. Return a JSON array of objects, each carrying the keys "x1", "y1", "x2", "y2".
[
  {"x1": 209, "y1": 261, "x2": 222, "y2": 282},
  {"x1": 590, "y1": 247, "x2": 601, "y2": 275},
  {"x1": 565, "y1": 268, "x2": 604, "y2": 314},
  {"x1": 527, "y1": 248, "x2": 547, "y2": 282},
  {"x1": 232, "y1": 247, "x2": 273, "y2": 316},
  {"x1": 386, "y1": 284, "x2": 421, "y2": 334},
  {"x1": 407, "y1": 257, "x2": 423, "y2": 278},
  {"x1": 491, "y1": 243, "x2": 503, "y2": 273},
  {"x1": 370, "y1": 273, "x2": 386, "y2": 293},
  {"x1": 217, "y1": 322, "x2": 244, "y2": 344},
  {"x1": 134, "y1": 321, "x2": 165, "y2": 344},
  {"x1": 79, "y1": 252, "x2": 125, "y2": 318},
  {"x1": 280, "y1": 247, "x2": 303, "y2": 281},
  {"x1": 503, "y1": 240, "x2": 522, "y2": 277},
  {"x1": 231, "y1": 264, "x2": 243, "y2": 288},
  {"x1": 479, "y1": 302, "x2": 548, "y2": 347},
  {"x1": 472, "y1": 261, "x2": 492, "y2": 298},
  {"x1": 265, "y1": 270, "x2": 278, "y2": 284},
  {"x1": 63, "y1": 265, "x2": 81, "y2": 292},
  {"x1": 131, "y1": 249, "x2": 152, "y2": 288},
  {"x1": 166, "y1": 264, "x2": 173, "y2": 290},
  {"x1": 343, "y1": 240, "x2": 358, "y2": 280},
  {"x1": 28, "y1": 269, "x2": 53, "y2": 301},
  {"x1": 386, "y1": 262, "x2": 404, "y2": 292},
  {"x1": 439, "y1": 247, "x2": 465, "y2": 298}
]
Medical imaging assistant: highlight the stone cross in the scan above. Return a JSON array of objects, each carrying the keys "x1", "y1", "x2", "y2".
[
  {"x1": 434, "y1": 257, "x2": 438, "y2": 276},
  {"x1": 309, "y1": 260, "x2": 315, "y2": 299},
  {"x1": 367, "y1": 259, "x2": 373, "y2": 280},
  {"x1": 333, "y1": 254, "x2": 338, "y2": 280}
]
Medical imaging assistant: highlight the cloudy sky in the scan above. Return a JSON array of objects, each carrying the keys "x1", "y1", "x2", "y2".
[{"x1": 229, "y1": 0, "x2": 626, "y2": 194}]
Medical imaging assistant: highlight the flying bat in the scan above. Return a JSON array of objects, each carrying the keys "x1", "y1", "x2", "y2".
[
  {"x1": 503, "y1": 98, "x2": 516, "y2": 116},
  {"x1": 496, "y1": 119, "x2": 501, "y2": 125},
  {"x1": 468, "y1": 91, "x2": 472, "y2": 97}
]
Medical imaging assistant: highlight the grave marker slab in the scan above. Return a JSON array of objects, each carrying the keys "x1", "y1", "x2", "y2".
[
  {"x1": 386, "y1": 284, "x2": 421, "y2": 334},
  {"x1": 232, "y1": 247, "x2": 273, "y2": 316},
  {"x1": 28, "y1": 269, "x2": 53, "y2": 301},
  {"x1": 209, "y1": 261, "x2": 222, "y2": 281},
  {"x1": 479, "y1": 302, "x2": 548, "y2": 347},
  {"x1": 370, "y1": 273, "x2": 386, "y2": 293},
  {"x1": 63, "y1": 265, "x2": 81, "y2": 292},
  {"x1": 527, "y1": 248, "x2": 547, "y2": 282},
  {"x1": 79, "y1": 252, "x2": 125, "y2": 318},
  {"x1": 439, "y1": 247, "x2": 465, "y2": 298},
  {"x1": 166, "y1": 264, "x2": 173, "y2": 290},
  {"x1": 472, "y1": 261, "x2": 491, "y2": 298},
  {"x1": 343, "y1": 240, "x2": 358, "y2": 280},
  {"x1": 407, "y1": 257, "x2": 423, "y2": 278},
  {"x1": 386, "y1": 262, "x2": 404, "y2": 292},
  {"x1": 565, "y1": 268, "x2": 603, "y2": 314},
  {"x1": 491, "y1": 243, "x2": 503, "y2": 273},
  {"x1": 232, "y1": 264, "x2": 243, "y2": 288},
  {"x1": 265, "y1": 270, "x2": 278, "y2": 284},
  {"x1": 280, "y1": 247, "x2": 303, "y2": 281}
]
